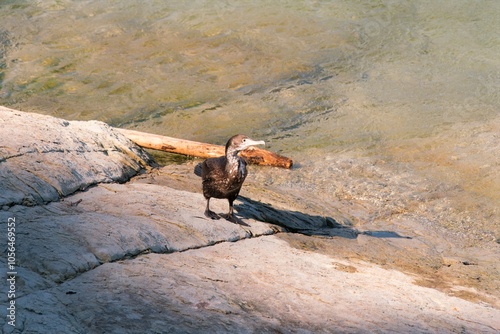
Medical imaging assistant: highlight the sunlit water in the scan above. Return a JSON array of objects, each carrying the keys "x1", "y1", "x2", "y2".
[{"x1": 1, "y1": 1, "x2": 498, "y2": 246}]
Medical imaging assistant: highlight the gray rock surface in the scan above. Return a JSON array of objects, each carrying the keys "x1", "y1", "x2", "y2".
[
  {"x1": 0, "y1": 108, "x2": 499, "y2": 333},
  {"x1": 0, "y1": 106, "x2": 153, "y2": 208}
]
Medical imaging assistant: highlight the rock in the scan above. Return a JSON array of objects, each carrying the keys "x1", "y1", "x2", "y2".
[
  {"x1": 2, "y1": 227, "x2": 499, "y2": 333},
  {"x1": 2, "y1": 182, "x2": 280, "y2": 284},
  {"x1": 0, "y1": 106, "x2": 153, "y2": 207},
  {"x1": 1, "y1": 108, "x2": 499, "y2": 333}
]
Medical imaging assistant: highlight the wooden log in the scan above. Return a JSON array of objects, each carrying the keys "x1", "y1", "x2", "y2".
[{"x1": 116, "y1": 128, "x2": 293, "y2": 169}]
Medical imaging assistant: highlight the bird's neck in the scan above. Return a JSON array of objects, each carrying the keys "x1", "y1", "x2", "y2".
[
  {"x1": 225, "y1": 148, "x2": 241, "y2": 174},
  {"x1": 225, "y1": 148, "x2": 239, "y2": 165}
]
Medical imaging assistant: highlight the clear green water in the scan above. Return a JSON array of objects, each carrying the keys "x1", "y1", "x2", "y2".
[{"x1": 1, "y1": 0, "x2": 498, "y2": 243}]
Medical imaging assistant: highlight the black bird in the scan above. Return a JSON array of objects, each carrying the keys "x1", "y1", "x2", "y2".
[{"x1": 201, "y1": 134, "x2": 265, "y2": 222}]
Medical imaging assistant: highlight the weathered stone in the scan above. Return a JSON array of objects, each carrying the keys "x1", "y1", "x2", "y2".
[
  {"x1": 0, "y1": 106, "x2": 153, "y2": 207},
  {"x1": 2, "y1": 233, "x2": 499, "y2": 333},
  {"x1": 0, "y1": 108, "x2": 499, "y2": 333}
]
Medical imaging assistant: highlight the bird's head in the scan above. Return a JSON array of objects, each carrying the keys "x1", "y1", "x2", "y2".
[{"x1": 226, "y1": 134, "x2": 265, "y2": 154}]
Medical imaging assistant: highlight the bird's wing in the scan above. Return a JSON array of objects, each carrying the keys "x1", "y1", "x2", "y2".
[{"x1": 201, "y1": 156, "x2": 226, "y2": 180}]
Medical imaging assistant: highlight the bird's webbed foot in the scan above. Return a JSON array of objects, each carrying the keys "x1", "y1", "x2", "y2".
[
  {"x1": 204, "y1": 209, "x2": 221, "y2": 220},
  {"x1": 220, "y1": 213, "x2": 249, "y2": 226},
  {"x1": 220, "y1": 212, "x2": 237, "y2": 223}
]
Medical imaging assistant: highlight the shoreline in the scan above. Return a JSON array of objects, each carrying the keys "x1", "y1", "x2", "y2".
[{"x1": 1, "y1": 107, "x2": 499, "y2": 333}]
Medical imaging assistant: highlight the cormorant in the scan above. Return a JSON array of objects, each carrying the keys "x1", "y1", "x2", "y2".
[{"x1": 201, "y1": 134, "x2": 265, "y2": 222}]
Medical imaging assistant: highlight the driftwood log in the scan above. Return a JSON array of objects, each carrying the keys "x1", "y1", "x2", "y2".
[{"x1": 116, "y1": 128, "x2": 293, "y2": 169}]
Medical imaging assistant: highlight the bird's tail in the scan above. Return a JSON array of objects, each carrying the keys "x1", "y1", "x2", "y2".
[{"x1": 193, "y1": 163, "x2": 203, "y2": 177}]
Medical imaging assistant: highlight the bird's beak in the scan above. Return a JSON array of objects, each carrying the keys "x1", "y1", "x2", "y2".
[{"x1": 242, "y1": 139, "x2": 265, "y2": 150}]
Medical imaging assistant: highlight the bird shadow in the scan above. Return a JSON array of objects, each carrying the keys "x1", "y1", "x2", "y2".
[
  {"x1": 235, "y1": 196, "x2": 412, "y2": 240},
  {"x1": 195, "y1": 163, "x2": 410, "y2": 240}
]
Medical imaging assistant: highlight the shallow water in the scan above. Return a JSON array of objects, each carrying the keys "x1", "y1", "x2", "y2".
[{"x1": 1, "y1": 1, "x2": 498, "y2": 245}]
